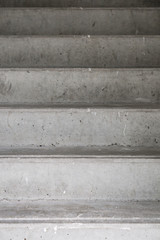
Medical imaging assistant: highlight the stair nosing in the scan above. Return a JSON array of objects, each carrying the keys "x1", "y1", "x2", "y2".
[
  {"x1": 0, "y1": 104, "x2": 159, "y2": 110},
  {"x1": 0, "y1": 35, "x2": 160, "y2": 38},
  {"x1": 1, "y1": 7, "x2": 160, "y2": 10},
  {"x1": 0, "y1": 67, "x2": 160, "y2": 71},
  {"x1": 0, "y1": 200, "x2": 159, "y2": 224}
]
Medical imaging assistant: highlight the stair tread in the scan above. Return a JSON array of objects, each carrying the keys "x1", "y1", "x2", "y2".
[
  {"x1": 0, "y1": 106, "x2": 159, "y2": 149},
  {"x1": 0, "y1": 200, "x2": 159, "y2": 223},
  {"x1": 0, "y1": 68, "x2": 160, "y2": 106},
  {"x1": 0, "y1": 35, "x2": 159, "y2": 68},
  {"x1": 1, "y1": 8, "x2": 159, "y2": 35}
]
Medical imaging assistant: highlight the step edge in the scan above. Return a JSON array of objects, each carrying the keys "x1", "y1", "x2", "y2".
[
  {"x1": 0, "y1": 35, "x2": 160, "y2": 38},
  {"x1": 1, "y1": 7, "x2": 160, "y2": 10},
  {"x1": 0, "y1": 104, "x2": 160, "y2": 110},
  {"x1": 0, "y1": 200, "x2": 159, "y2": 224},
  {"x1": 1, "y1": 67, "x2": 160, "y2": 71}
]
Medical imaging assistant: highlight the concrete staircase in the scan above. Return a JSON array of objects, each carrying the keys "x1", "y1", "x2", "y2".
[{"x1": 0, "y1": 1, "x2": 160, "y2": 239}]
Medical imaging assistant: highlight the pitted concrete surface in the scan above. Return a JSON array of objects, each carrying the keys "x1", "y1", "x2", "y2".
[
  {"x1": 0, "y1": 36, "x2": 159, "y2": 68},
  {"x1": 0, "y1": 153, "x2": 159, "y2": 200},
  {"x1": 1, "y1": 8, "x2": 160, "y2": 35},
  {"x1": 0, "y1": 107, "x2": 160, "y2": 148},
  {"x1": 1, "y1": 223, "x2": 160, "y2": 240},
  {"x1": 0, "y1": 69, "x2": 160, "y2": 105}
]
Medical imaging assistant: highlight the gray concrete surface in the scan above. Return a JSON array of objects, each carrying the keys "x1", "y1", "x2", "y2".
[
  {"x1": 1, "y1": 8, "x2": 160, "y2": 35},
  {"x1": 0, "y1": 36, "x2": 160, "y2": 68},
  {"x1": 0, "y1": 223, "x2": 160, "y2": 240},
  {"x1": 0, "y1": 0, "x2": 160, "y2": 7},
  {"x1": 0, "y1": 107, "x2": 160, "y2": 148},
  {"x1": 0, "y1": 200, "x2": 160, "y2": 223},
  {"x1": 0, "y1": 156, "x2": 159, "y2": 200},
  {"x1": 0, "y1": 69, "x2": 160, "y2": 105},
  {"x1": 0, "y1": 1, "x2": 160, "y2": 236}
]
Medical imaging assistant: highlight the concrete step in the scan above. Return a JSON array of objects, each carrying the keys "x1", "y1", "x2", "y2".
[
  {"x1": 0, "y1": 36, "x2": 160, "y2": 68},
  {"x1": 0, "y1": 0, "x2": 160, "y2": 7},
  {"x1": 0, "y1": 148, "x2": 160, "y2": 200},
  {"x1": 1, "y1": 223, "x2": 160, "y2": 240},
  {"x1": 0, "y1": 201, "x2": 160, "y2": 239},
  {"x1": 0, "y1": 106, "x2": 160, "y2": 149},
  {"x1": 0, "y1": 200, "x2": 160, "y2": 223},
  {"x1": 0, "y1": 68, "x2": 160, "y2": 105},
  {"x1": 1, "y1": 8, "x2": 160, "y2": 35}
]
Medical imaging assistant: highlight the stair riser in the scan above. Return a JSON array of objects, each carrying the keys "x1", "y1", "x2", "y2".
[
  {"x1": 0, "y1": 0, "x2": 159, "y2": 7},
  {"x1": 1, "y1": 69, "x2": 160, "y2": 105},
  {"x1": 0, "y1": 108, "x2": 160, "y2": 148},
  {"x1": 1, "y1": 224, "x2": 160, "y2": 240},
  {"x1": 1, "y1": 9, "x2": 160, "y2": 35},
  {"x1": 0, "y1": 158, "x2": 160, "y2": 200},
  {"x1": 0, "y1": 37, "x2": 159, "y2": 68}
]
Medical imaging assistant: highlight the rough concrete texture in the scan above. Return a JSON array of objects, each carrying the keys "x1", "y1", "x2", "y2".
[
  {"x1": 0, "y1": 107, "x2": 160, "y2": 148},
  {"x1": 0, "y1": 69, "x2": 160, "y2": 105},
  {"x1": 0, "y1": 200, "x2": 160, "y2": 223},
  {"x1": 1, "y1": 8, "x2": 160, "y2": 35},
  {"x1": 0, "y1": 156, "x2": 160, "y2": 200},
  {"x1": 0, "y1": 1, "x2": 160, "y2": 235},
  {"x1": 0, "y1": 36, "x2": 160, "y2": 68},
  {"x1": 0, "y1": 0, "x2": 160, "y2": 7},
  {"x1": 1, "y1": 223, "x2": 160, "y2": 240}
]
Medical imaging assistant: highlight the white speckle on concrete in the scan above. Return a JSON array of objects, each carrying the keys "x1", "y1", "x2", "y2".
[
  {"x1": 92, "y1": 112, "x2": 97, "y2": 116},
  {"x1": 54, "y1": 225, "x2": 58, "y2": 234},
  {"x1": 143, "y1": 37, "x2": 145, "y2": 45},
  {"x1": 76, "y1": 213, "x2": 83, "y2": 218},
  {"x1": 63, "y1": 190, "x2": 66, "y2": 194},
  {"x1": 44, "y1": 228, "x2": 47, "y2": 232},
  {"x1": 25, "y1": 177, "x2": 28, "y2": 185},
  {"x1": 88, "y1": 35, "x2": 91, "y2": 38},
  {"x1": 88, "y1": 68, "x2": 91, "y2": 72},
  {"x1": 120, "y1": 227, "x2": 131, "y2": 230},
  {"x1": 87, "y1": 108, "x2": 91, "y2": 113},
  {"x1": 123, "y1": 124, "x2": 127, "y2": 136},
  {"x1": 135, "y1": 98, "x2": 150, "y2": 103}
]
